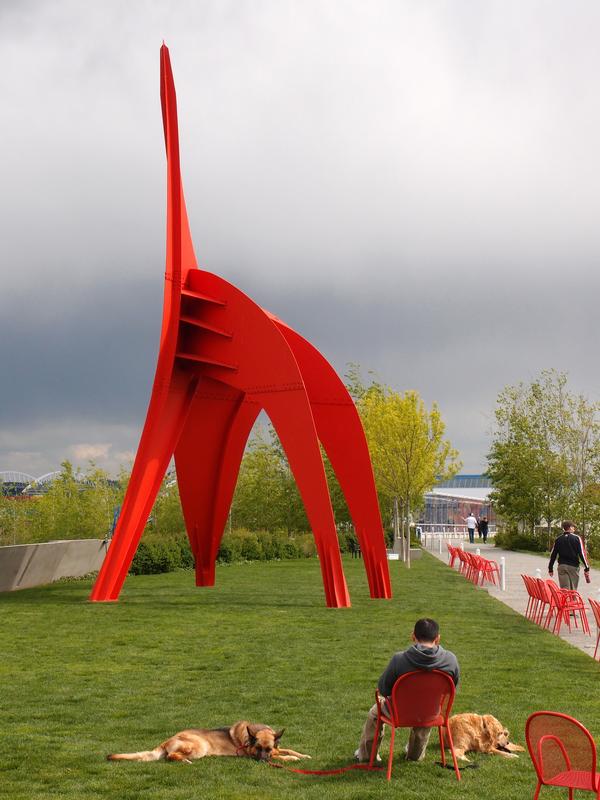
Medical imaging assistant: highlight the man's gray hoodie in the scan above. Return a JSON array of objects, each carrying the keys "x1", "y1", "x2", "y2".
[{"x1": 377, "y1": 643, "x2": 460, "y2": 697}]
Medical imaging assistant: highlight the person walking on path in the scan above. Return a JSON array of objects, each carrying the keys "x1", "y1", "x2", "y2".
[
  {"x1": 354, "y1": 618, "x2": 460, "y2": 763},
  {"x1": 464, "y1": 512, "x2": 477, "y2": 544},
  {"x1": 478, "y1": 516, "x2": 489, "y2": 543},
  {"x1": 548, "y1": 520, "x2": 590, "y2": 590}
]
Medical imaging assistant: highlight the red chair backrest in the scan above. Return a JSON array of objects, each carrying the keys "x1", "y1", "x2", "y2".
[
  {"x1": 388, "y1": 669, "x2": 455, "y2": 729},
  {"x1": 544, "y1": 579, "x2": 565, "y2": 608},
  {"x1": 589, "y1": 598, "x2": 600, "y2": 627},
  {"x1": 521, "y1": 574, "x2": 533, "y2": 595},
  {"x1": 535, "y1": 578, "x2": 552, "y2": 604},
  {"x1": 526, "y1": 711, "x2": 597, "y2": 783}
]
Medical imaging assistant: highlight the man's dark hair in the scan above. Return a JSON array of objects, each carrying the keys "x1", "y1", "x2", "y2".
[
  {"x1": 414, "y1": 618, "x2": 439, "y2": 642},
  {"x1": 562, "y1": 520, "x2": 575, "y2": 532}
]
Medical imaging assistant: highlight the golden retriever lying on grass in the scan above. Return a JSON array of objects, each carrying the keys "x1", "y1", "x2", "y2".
[{"x1": 443, "y1": 714, "x2": 525, "y2": 761}]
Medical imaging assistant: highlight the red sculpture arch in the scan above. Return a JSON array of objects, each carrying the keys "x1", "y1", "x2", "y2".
[{"x1": 89, "y1": 45, "x2": 391, "y2": 608}]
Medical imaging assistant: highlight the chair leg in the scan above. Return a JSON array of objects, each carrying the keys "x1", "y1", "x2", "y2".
[
  {"x1": 581, "y1": 608, "x2": 591, "y2": 635},
  {"x1": 368, "y1": 718, "x2": 382, "y2": 767},
  {"x1": 594, "y1": 631, "x2": 600, "y2": 660},
  {"x1": 387, "y1": 727, "x2": 395, "y2": 781},
  {"x1": 443, "y1": 724, "x2": 461, "y2": 782},
  {"x1": 438, "y1": 726, "x2": 446, "y2": 766},
  {"x1": 533, "y1": 780, "x2": 542, "y2": 800},
  {"x1": 553, "y1": 607, "x2": 565, "y2": 635}
]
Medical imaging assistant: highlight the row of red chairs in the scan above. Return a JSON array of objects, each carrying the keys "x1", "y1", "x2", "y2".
[
  {"x1": 521, "y1": 574, "x2": 598, "y2": 645},
  {"x1": 447, "y1": 543, "x2": 500, "y2": 586}
]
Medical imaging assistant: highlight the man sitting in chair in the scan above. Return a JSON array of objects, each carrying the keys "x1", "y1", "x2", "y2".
[{"x1": 355, "y1": 618, "x2": 460, "y2": 762}]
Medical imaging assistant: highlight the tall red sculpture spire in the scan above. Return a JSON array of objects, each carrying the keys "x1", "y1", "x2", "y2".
[{"x1": 90, "y1": 45, "x2": 391, "y2": 607}]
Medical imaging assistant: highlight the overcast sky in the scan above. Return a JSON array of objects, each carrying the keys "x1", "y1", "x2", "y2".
[{"x1": 2, "y1": 0, "x2": 600, "y2": 478}]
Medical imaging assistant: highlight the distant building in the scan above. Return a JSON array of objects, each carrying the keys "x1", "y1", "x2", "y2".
[{"x1": 418, "y1": 475, "x2": 495, "y2": 531}]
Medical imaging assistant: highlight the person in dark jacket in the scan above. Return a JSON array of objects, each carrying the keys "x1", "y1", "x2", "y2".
[
  {"x1": 548, "y1": 520, "x2": 590, "y2": 590},
  {"x1": 355, "y1": 618, "x2": 460, "y2": 762},
  {"x1": 478, "y1": 516, "x2": 489, "y2": 543}
]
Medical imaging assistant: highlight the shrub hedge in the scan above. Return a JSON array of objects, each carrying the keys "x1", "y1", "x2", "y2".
[
  {"x1": 130, "y1": 528, "x2": 327, "y2": 574},
  {"x1": 494, "y1": 528, "x2": 548, "y2": 553}
]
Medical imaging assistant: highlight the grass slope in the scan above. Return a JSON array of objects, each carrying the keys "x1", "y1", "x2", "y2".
[{"x1": 1, "y1": 553, "x2": 599, "y2": 800}]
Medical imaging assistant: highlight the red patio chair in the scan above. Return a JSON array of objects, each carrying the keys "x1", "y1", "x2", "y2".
[
  {"x1": 368, "y1": 669, "x2": 460, "y2": 782},
  {"x1": 464, "y1": 551, "x2": 483, "y2": 584},
  {"x1": 526, "y1": 711, "x2": 600, "y2": 799},
  {"x1": 456, "y1": 547, "x2": 469, "y2": 576},
  {"x1": 545, "y1": 580, "x2": 590, "y2": 636},
  {"x1": 534, "y1": 578, "x2": 552, "y2": 627},
  {"x1": 588, "y1": 598, "x2": 600, "y2": 660},
  {"x1": 481, "y1": 558, "x2": 500, "y2": 586},
  {"x1": 446, "y1": 543, "x2": 458, "y2": 569},
  {"x1": 522, "y1": 574, "x2": 537, "y2": 620},
  {"x1": 463, "y1": 551, "x2": 475, "y2": 581}
]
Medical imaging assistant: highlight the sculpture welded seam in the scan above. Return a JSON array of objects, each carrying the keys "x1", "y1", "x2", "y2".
[{"x1": 89, "y1": 45, "x2": 391, "y2": 608}]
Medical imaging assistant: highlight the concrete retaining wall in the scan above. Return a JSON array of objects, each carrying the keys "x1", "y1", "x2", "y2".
[{"x1": 0, "y1": 539, "x2": 107, "y2": 593}]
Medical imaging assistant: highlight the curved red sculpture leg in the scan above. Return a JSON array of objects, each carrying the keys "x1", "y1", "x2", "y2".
[
  {"x1": 262, "y1": 391, "x2": 351, "y2": 609},
  {"x1": 174, "y1": 382, "x2": 243, "y2": 575},
  {"x1": 273, "y1": 322, "x2": 391, "y2": 599},
  {"x1": 90, "y1": 372, "x2": 198, "y2": 601},
  {"x1": 198, "y1": 396, "x2": 261, "y2": 581},
  {"x1": 175, "y1": 387, "x2": 260, "y2": 586}
]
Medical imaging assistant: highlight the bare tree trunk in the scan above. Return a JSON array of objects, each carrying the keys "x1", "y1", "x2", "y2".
[
  {"x1": 406, "y1": 496, "x2": 411, "y2": 569},
  {"x1": 393, "y1": 496, "x2": 403, "y2": 558}
]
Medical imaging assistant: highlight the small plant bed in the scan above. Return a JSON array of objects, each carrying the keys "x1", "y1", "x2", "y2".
[{"x1": 2, "y1": 553, "x2": 599, "y2": 799}]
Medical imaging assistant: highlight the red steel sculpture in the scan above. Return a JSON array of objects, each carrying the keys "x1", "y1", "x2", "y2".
[{"x1": 90, "y1": 45, "x2": 391, "y2": 608}]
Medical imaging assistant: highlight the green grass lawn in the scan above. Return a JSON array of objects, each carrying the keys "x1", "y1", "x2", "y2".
[{"x1": 2, "y1": 553, "x2": 599, "y2": 800}]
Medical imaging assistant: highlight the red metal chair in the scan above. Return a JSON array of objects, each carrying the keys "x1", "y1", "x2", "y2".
[
  {"x1": 589, "y1": 598, "x2": 600, "y2": 660},
  {"x1": 534, "y1": 578, "x2": 552, "y2": 627},
  {"x1": 447, "y1": 543, "x2": 458, "y2": 569},
  {"x1": 481, "y1": 558, "x2": 500, "y2": 586},
  {"x1": 456, "y1": 547, "x2": 469, "y2": 576},
  {"x1": 544, "y1": 580, "x2": 590, "y2": 636},
  {"x1": 463, "y1": 551, "x2": 482, "y2": 583},
  {"x1": 368, "y1": 669, "x2": 460, "y2": 782},
  {"x1": 522, "y1": 575, "x2": 538, "y2": 620},
  {"x1": 526, "y1": 711, "x2": 600, "y2": 799}
]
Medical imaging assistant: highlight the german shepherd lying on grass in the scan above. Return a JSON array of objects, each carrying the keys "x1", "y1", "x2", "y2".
[{"x1": 107, "y1": 720, "x2": 311, "y2": 764}]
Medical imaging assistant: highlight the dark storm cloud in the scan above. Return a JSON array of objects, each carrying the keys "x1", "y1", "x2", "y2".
[
  {"x1": 0, "y1": 278, "x2": 161, "y2": 425},
  {"x1": 2, "y1": 0, "x2": 600, "y2": 474}
]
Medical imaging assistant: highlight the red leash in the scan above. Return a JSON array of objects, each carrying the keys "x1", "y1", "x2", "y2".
[
  {"x1": 267, "y1": 762, "x2": 384, "y2": 776},
  {"x1": 236, "y1": 745, "x2": 384, "y2": 776}
]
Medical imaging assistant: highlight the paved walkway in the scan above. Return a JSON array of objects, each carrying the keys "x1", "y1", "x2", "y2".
[{"x1": 424, "y1": 538, "x2": 600, "y2": 658}]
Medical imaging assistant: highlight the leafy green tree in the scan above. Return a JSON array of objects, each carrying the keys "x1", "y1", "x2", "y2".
[
  {"x1": 358, "y1": 384, "x2": 461, "y2": 566},
  {"x1": 231, "y1": 426, "x2": 307, "y2": 533},
  {"x1": 487, "y1": 370, "x2": 600, "y2": 550},
  {"x1": 230, "y1": 424, "x2": 352, "y2": 535},
  {"x1": 150, "y1": 475, "x2": 185, "y2": 536}
]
